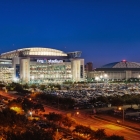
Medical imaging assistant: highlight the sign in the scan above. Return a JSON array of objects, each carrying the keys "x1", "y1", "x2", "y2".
[
  {"x1": 37, "y1": 59, "x2": 46, "y2": 63},
  {"x1": 37, "y1": 59, "x2": 63, "y2": 64}
]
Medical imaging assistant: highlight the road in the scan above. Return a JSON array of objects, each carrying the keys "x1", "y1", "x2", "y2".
[
  {"x1": 42, "y1": 105, "x2": 140, "y2": 140},
  {"x1": 73, "y1": 114, "x2": 140, "y2": 140},
  {"x1": 1, "y1": 91, "x2": 140, "y2": 139}
]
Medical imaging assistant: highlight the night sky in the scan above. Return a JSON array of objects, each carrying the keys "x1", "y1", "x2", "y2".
[{"x1": 0, "y1": 0, "x2": 140, "y2": 67}]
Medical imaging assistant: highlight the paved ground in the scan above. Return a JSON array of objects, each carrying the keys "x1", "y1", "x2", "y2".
[
  {"x1": 94, "y1": 114, "x2": 140, "y2": 130},
  {"x1": 73, "y1": 114, "x2": 140, "y2": 140}
]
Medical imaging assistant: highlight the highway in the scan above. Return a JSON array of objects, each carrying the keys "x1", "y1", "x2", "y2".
[
  {"x1": 42, "y1": 105, "x2": 140, "y2": 140},
  {"x1": 1, "y1": 91, "x2": 140, "y2": 139},
  {"x1": 73, "y1": 114, "x2": 140, "y2": 140}
]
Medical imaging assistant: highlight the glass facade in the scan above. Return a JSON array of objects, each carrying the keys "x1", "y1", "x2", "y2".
[
  {"x1": 0, "y1": 67, "x2": 14, "y2": 83},
  {"x1": 30, "y1": 62, "x2": 72, "y2": 83}
]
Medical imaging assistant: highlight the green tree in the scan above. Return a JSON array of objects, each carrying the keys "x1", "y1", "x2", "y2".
[
  {"x1": 96, "y1": 96, "x2": 109, "y2": 104},
  {"x1": 22, "y1": 98, "x2": 34, "y2": 112},
  {"x1": 5, "y1": 127, "x2": 53, "y2": 140},
  {"x1": 46, "y1": 112, "x2": 62, "y2": 123},
  {"x1": 94, "y1": 129, "x2": 106, "y2": 140},
  {"x1": 106, "y1": 134, "x2": 125, "y2": 140},
  {"x1": 109, "y1": 96, "x2": 124, "y2": 107},
  {"x1": 30, "y1": 84, "x2": 37, "y2": 89},
  {"x1": 62, "y1": 116, "x2": 74, "y2": 128},
  {"x1": 0, "y1": 83, "x2": 5, "y2": 90},
  {"x1": 22, "y1": 83, "x2": 29, "y2": 89},
  {"x1": 73, "y1": 125, "x2": 94, "y2": 137},
  {"x1": 39, "y1": 85, "x2": 46, "y2": 91}
]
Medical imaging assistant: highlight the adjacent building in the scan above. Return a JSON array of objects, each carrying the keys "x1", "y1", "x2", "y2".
[
  {"x1": 0, "y1": 59, "x2": 14, "y2": 83},
  {"x1": 87, "y1": 60, "x2": 140, "y2": 81},
  {"x1": 85, "y1": 62, "x2": 93, "y2": 72}
]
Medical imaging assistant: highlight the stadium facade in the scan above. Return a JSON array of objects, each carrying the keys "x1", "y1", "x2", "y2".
[
  {"x1": 87, "y1": 60, "x2": 140, "y2": 81},
  {"x1": 0, "y1": 47, "x2": 85, "y2": 83}
]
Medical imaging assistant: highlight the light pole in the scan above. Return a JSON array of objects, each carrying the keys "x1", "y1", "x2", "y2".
[
  {"x1": 118, "y1": 106, "x2": 124, "y2": 123},
  {"x1": 40, "y1": 74, "x2": 44, "y2": 83},
  {"x1": 95, "y1": 76, "x2": 100, "y2": 90},
  {"x1": 57, "y1": 93, "x2": 59, "y2": 110},
  {"x1": 95, "y1": 76, "x2": 99, "y2": 84},
  {"x1": 29, "y1": 111, "x2": 32, "y2": 117},
  {"x1": 31, "y1": 76, "x2": 34, "y2": 83},
  {"x1": 76, "y1": 111, "x2": 79, "y2": 115},
  {"x1": 104, "y1": 74, "x2": 108, "y2": 85}
]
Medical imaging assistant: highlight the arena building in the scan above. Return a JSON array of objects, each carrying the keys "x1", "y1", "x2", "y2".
[
  {"x1": 0, "y1": 47, "x2": 85, "y2": 83},
  {"x1": 87, "y1": 60, "x2": 140, "y2": 81}
]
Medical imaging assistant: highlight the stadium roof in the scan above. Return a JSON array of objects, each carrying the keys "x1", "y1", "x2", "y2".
[
  {"x1": 0, "y1": 47, "x2": 67, "y2": 59},
  {"x1": 101, "y1": 60, "x2": 140, "y2": 68}
]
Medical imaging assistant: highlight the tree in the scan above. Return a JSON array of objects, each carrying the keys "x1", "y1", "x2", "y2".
[
  {"x1": 133, "y1": 95, "x2": 140, "y2": 107},
  {"x1": 39, "y1": 85, "x2": 46, "y2": 91},
  {"x1": 30, "y1": 84, "x2": 37, "y2": 89},
  {"x1": 22, "y1": 98, "x2": 34, "y2": 112},
  {"x1": 94, "y1": 129, "x2": 106, "y2": 140},
  {"x1": 106, "y1": 134, "x2": 125, "y2": 140},
  {"x1": 13, "y1": 83, "x2": 23, "y2": 92},
  {"x1": 96, "y1": 96, "x2": 109, "y2": 104},
  {"x1": 109, "y1": 96, "x2": 124, "y2": 107},
  {"x1": 0, "y1": 108, "x2": 27, "y2": 127},
  {"x1": 5, "y1": 126, "x2": 53, "y2": 140},
  {"x1": 62, "y1": 116, "x2": 74, "y2": 128},
  {"x1": 73, "y1": 125, "x2": 94, "y2": 137},
  {"x1": 22, "y1": 83, "x2": 29, "y2": 89},
  {"x1": 125, "y1": 97, "x2": 135, "y2": 108},
  {"x1": 0, "y1": 83, "x2": 5, "y2": 90},
  {"x1": 46, "y1": 112, "x2": 62, "y2": 123}
]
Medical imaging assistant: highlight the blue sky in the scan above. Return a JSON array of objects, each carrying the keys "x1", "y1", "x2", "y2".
[{"x1": 0, "y1": 0, "x2": 140, "y2": 67}]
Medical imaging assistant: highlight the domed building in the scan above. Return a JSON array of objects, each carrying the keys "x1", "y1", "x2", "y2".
[
  {"x1": 87, "y1": 60, "x2": 140, "y2": 81},
  {"x1": 95, "y1": 60, "x2": 140, "y2": 80},
  {"x1": 101, "y1": 60, "x2": 140, "y2": 68}
]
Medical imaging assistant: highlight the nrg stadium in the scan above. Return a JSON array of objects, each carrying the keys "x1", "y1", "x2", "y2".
[{"x1": 0, "y1": 47, "x2": 84, "y2": 84}]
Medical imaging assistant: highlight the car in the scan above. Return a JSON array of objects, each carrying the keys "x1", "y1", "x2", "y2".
[{"x1": 116, "y1": 120, "x2": 121, "y2": 123}]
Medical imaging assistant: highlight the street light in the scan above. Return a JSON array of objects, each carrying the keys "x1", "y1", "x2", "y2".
[
  {"x1": 100, "y1": 75, "x2": 103, "y2": 79},
  {"x1": 95, "y1": 76, "x2": 100, "y2": 83},
  {"x1": 40, "y1": 74, "x2": 44, "y2": 83},
  {"x1": 103, "y1": 74, "x2": 108, "y2": 84},
  {"x1": 118, "y1": 106, "x2": 124, "y2": 123},
  {"x1": 40, "y1": 74, "x2": 44, "y2": 78},
  {"x1": 13, "y1": 77, "x2": 19, "y2": 83},
  {"x1": 31, "y1": 76, "x2": 34, "y2": 83},
  {"x1": 29, "y1": 111, "x2": 32, "y2": 117},
  {"x1": 95, "y1": 76, "x2": 100, "y2": 90},
  {"x1": 76, "y1": 111, "x2": 79, "y2": 115},
  {"x1": 57, "y1": 93, "x2": 59, "y2": 110},
  {"x1": 104, "y1": 74, "x2": 108, "y2": 78}
]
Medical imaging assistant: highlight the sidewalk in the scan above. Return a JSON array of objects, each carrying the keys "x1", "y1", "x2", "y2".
[{"x1": 94, "y1": 114, "x2": 140, "y2": 131}]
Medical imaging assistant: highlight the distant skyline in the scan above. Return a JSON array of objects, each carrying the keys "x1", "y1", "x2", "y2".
[{"x1": 0, "y1": 0, "x2": 140, "y2": 67}]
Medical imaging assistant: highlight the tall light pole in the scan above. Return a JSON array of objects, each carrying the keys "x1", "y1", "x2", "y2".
[
  {"x1": 95, "y1": 76, "x2": 99, "y2": 84},
  {"x1": 31, "y1": 76, "x2": 34, "y2": 84},
  {"x1": 95, "y1": 76, "x2": 100, "y2": 90},
  {"x1": 29, "y1": 111, "x2": 32, "y2": 117},
  {"x1": 104, "y1": 74, "x2": 108, "y2": 85},
  {"x1": 118, "y1": 106, "x2": 124, "y2": 123},
  {"x1": 40, "y1": 74, "x2": 44, "y2": 83},
  {"x1": 57, "y1": 93, "x2": 59, "y2": 110}
]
